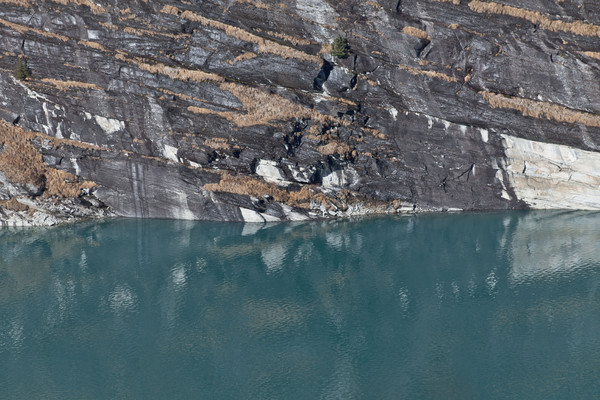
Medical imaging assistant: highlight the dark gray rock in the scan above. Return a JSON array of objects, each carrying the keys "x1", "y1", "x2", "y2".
[{"x1": 1, "y1": 0, "x2": 600, "y2": 223}]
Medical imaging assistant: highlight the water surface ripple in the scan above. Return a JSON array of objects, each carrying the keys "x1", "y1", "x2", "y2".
[{"x1": 1, "y1": 211, "x2": 600, "y2": 399}]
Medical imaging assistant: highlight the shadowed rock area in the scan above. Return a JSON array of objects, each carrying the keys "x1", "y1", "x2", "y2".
[{"x1": 1, "y1": 0, "x2": 600, "y2": 224}]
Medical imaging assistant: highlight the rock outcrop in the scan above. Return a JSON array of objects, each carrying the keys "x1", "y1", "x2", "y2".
[{"x1": 1, "y1": 0, "x2": 600, "y2": 224}]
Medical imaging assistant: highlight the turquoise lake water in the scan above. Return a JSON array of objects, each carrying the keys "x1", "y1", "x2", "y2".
[{"x1": 1, "y1": 211, "x2": 600, "y2": 399}]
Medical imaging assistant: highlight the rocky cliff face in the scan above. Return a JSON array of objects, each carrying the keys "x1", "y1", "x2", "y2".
[{"x1": 1, "y1": 0, "x2": 600, "y2": 224}]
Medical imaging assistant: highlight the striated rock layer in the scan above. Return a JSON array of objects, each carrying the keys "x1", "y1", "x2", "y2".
[{"x1": 1, "y1": 0, "x2": 600, "y2": 224}]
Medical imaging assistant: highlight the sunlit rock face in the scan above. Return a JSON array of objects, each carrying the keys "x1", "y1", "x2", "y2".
[
  {"x1": 2, "y1": 0, "x2": 600, "y2": 222},
  {"x1": 502, "y1": 135, "x2": 600, "y2": 210}
]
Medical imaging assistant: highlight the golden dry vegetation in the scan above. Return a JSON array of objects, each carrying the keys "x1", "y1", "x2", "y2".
[
  {"x1": 0, "y1": 198, "x2": 29, "y2": 212},
  {"x1": 78, "y1": 40, "x2": 108, "y2": 52},
  {"x1": 188, "y1": 82, "x2": 334, "y2": 127},
  {"x1": 232, "y1": 0, "x2": 272, "y2": 10},
  {"x1": 361, "y1": 127, "x2": 386, "y2": 139},
  {"x1": 115, "y1": 53, "x2": 224, "y2": 83},
  {"x1": 226, "y1": 52, "x2": 258, "y2": 65},
  {"x1": 41, "y1": 78, "x2": 102, "y2": 91},
  {"x1": 398, "y1": 64, "x2": 458, "y2": 83},
  {"x1": 64, "y1": 63, "x2": 82, "y2": 69},
  {"x1": 118, "y1": 7, "x2": 135, "y2": 20},
  {"x1": 318, "y1": 43, "x2": 332, "y2": 57},
  {"x1": 252, "y1": 28, "x2": 312, "y2": 46},
  {"x1": 160, "y1": 6, "x2": 321, "y2": 64},
  {"x1": 317, "y1": 141, "x2": 352, "y2": 156},
  {"x1": 0, "y1": 0, "x2": 30, "y2": 7},
  {"x1": 122, "y1": 26, "x2": 187, "y2": 39},
  {"x1": 579, "y1": 51, "x2": 600, "y2": 61},
  {"x1": 402, "y1": 26, "x2": 431, "y2": 41},
  {"x1": 480, "y1": 91, "x2": 600, "y2": 128},
  {"x1": 468, "y1": 1, "x2": 600, "y2": 37},
  {"x1": 203, "y1": 137, "x2": 232, "y2": 151},
  {"x1": 0, "y1": 120, "x2": 96, "y2": 197},
  {"x1": 160, "y1": 4, "x2": 179, "y2": 15},
  {"x1": 0, "y1": 18, "x2": 70, "y2": 41},
  {"x1": 203, "y1": 172, "x2": 314, "y2": 207},
  {"x1": 433, "y1": 0, "x2": 461, "y2": 5},
  {"x1": 99, "y1": 21, "x2": 118, "y2": 30},
  {"x1": 46, "y1": 0, "x2": 107, "y2": 14},
  {"x1": 156, "y1": 87, "x2": 209, "y2": 104}
]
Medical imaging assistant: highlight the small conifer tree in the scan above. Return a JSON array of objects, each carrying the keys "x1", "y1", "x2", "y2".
[
  {"x1": 14, "y1": 58, "x2": 31, "y2": 80},
  {"x1": 330, "y1": 36, "x2": 350, "y2": 59}
]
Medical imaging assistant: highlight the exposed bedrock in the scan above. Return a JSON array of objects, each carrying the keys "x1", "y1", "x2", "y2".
[{"x1": 1, "y1": 0, "x2": 600, "y2": 223}]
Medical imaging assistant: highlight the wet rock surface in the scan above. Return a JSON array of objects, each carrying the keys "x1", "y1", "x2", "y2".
[{"x1": 1, "y1": 0, "x2": 600, "y2": 223}]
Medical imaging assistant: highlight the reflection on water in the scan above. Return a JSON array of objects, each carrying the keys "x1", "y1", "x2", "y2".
[
  {"x1": 508, "y1": 211, "x2": 600, "y2": 283},
  {"x1": 107, "y1": 284, "x2": 138, "y2": 316},
  {"x1": 1, "y1": 212, "x2": 600, "y2": 398}
]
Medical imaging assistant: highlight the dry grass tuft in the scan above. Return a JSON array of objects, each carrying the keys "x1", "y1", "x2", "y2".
[
  {"x1": 252, "y1": 28, "x2": 312, "y2": 46},
  {"x1": 78, "y1": 39, "x2": 108, "y2": 51},
  {"x1": 41, "y1": 78, "x2": 102, "y2": 91},
  {"x1": 0, "y1": 0, "x2": 30, "y2": 7},
  {"x1": 220, "y1": 82, "x2": 317, "y2": 124},
  {"x1": 45, "y1": 168, "x2": 95, "y2": 198},
  {"x1": 433, "y1": 0, "x2": 461, "y2": 4},
  {"x1": 0, "y1": 122, "x2": 46, "y2": 187},
  {"x1": 0, "y1": 18, "x2": 70, "y2": 41},
  {"x1": 48, "y1": 0, "x2": 106, "y2": 14},
  {"x1": 398, "y1": 64, "x2": 458, "y2": 83},
  {"x1": 481, "y1": 91, "x2": 600, "y2": 128},
  {"x1": 0, "y1": 120, "x2": 96, "y2": 198},
  {"x1": 402, "y1": 26, "x2": 431, "y2": 40},
  {"x1": 203, "y1": 172, "x2": 314, "y2": 208},
  {"x1": 99, "y1": 22, "x2": 118, "y2": 30},
  {"x1": 202, "y1": 171, "x2": 383, "y2": 214},
  {"x1": 188, "y1": 82, "x2": 334, "y2": 127},
  {"x1": 0, "y1": 198, "x2": 30, "y2": 212},
  {"x1": 203, "y1": 137, "x2": 232, "y2": 150},
  {"x1": 160, "y1": 5, "x2": 180, "y2": 15},
  {"x1": 232, "y1": 0, "x2": 272, "y2": 10},
  {"x1": 579, "y1": 51, "x2": 600, "y2": 60},
  {"x1": 319, "y1": 43, "x2": 332, "y2": 57},
  {"x1": 361, "y1": 127, "x2": 387, "y2": 139},
  {"x1": 116, "y1": 53, "x2": 224, "y2": 83},
  {"x1": 187, "y1": 106, "x2": 228, "y2": 118},
  {"x1": 288, "y1": 186, "x2": 314, "y2": 207},
  {"x1": 226, "y1": 52, "x2": 258, "y2": 65},
  {"x1": 317, "y1": 142, "x2": 352, "y2": 156},
  {"x1": 122, "y1": 26, "x2": 186, "y2": 39},
  {"x1": 160, "y1": 7, "x2": 320, "y2": 63},
  {"x1": 156, "y1": 87, "x2": 208, "y2": 104},
  {"x1": 468, "y1": 1, "x2": 600, "y2": 37}
]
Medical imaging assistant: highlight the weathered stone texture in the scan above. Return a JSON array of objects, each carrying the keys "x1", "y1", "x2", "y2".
[{"x1": 1, "y1": 0, "x2": 600, "y2": 223}]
